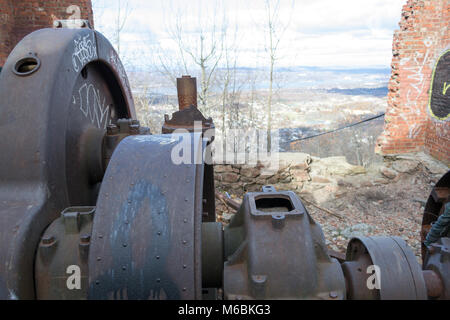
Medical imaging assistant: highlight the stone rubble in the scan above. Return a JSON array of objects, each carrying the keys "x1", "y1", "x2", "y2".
[{"x1": 215, "y1": 152, "x2": 449, "y2": 259}]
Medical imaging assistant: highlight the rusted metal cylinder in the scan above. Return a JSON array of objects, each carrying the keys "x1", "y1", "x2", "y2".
[
  {"x1": 423, "y1": 270, "x2": 443, "y2": 298},
  {"x1": 177, "y1": 75, "x2": 197, "y2": 110}
]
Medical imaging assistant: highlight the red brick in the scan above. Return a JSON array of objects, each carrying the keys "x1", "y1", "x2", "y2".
[
  {"x1": 378, "y1": 0, "x2": 450, "y2": 165},
  {"x1": 0, "y1": 0, "x2": 93, "y2": 66}
]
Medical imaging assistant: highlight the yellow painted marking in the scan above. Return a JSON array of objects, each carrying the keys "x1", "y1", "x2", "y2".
[
  {"x1": 443, "y1": 82, "x2": 450, "y2": 96},
  {"x1": 428, "y1": 49, "x2": 450, "y2": 121}
]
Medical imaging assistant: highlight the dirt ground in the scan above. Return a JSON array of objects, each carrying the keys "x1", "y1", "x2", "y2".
[
  {"x1": 216, "y1": 157, "x2": 447, "y2": 260},
  {"x1": 304, "y1": 166, "x2": 433, "y2": 259}
]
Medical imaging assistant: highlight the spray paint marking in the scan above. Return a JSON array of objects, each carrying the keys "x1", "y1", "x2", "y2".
[
  {"x1": 72, "y1": 33, "x2": 97, "y2": 73},
  {"x1": 428, "y1": 49, "x2": 450, "y2": 121},
  {"x1": 109, "y1": 52, "x2": 127, "y2": 86},
  {"x1": 74, "y1": 83, "x2": 111, "y2": 129},
  {"x1": 443, "y1": 82, "x2": 450, "y2": 96},
  {"x1": 397, "y1": 39, "x2": 433, "y2": 138},
  {"x1": 109, "y1": 50, "x2": 132, "y2": 100}
]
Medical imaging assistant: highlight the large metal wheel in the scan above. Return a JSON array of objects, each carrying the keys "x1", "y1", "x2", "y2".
[
  {"x1": 343, "y1": 236, "x2": 427, "y2": 300},
  {"x1": 0, "y1": 27, "x2": 135, "y2": 299},
  {"x1": 422, "y1": 171, "x2": 450, "y2": 261},
  {"x1": 88, "y1": 133, "x2": 205, "y2": 299}
]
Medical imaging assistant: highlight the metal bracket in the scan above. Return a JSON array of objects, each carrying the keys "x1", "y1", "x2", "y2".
[{"x1": 53, "y1": 19, "x2": 92, "y2": 29}]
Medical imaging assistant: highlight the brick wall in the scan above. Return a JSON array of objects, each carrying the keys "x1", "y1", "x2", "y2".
[
  {"x1": 0, "y1": 0, "x2": 93, "y2": 67},
  {"x1": 376, "y1": 0, "x2": 450, "y2": 165}
]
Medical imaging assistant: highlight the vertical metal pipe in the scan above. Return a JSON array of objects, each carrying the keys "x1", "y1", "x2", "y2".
[{"x1": 177, "y1": 75, "x2": 197, "y2": 110}]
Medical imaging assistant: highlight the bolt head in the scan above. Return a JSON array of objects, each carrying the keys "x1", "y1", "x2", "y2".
[
  {"x1": 107, "y1": 124, "x2": 119, "y2": 135},
  {"x1": 80, "y1": 235, "x2": 91, "y2": 244},
  {"x1": 329, "y1": 291, "x2": 339, "y2": 299},
  {"x1": 129, "y1": 124, "x2": 140, "y2": 134},
  {"x1": 42, "y1": 235, "x2": 55, "y2": 245}
]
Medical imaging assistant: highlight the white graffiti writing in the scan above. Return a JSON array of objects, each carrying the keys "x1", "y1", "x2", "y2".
[
  {"x1": 67, "y1": 5, "x2": 81, "y2": 20},
  {"x1": 109, "y1": 50, "x2": 131, "y2": 97},
  {"x1": 399, "y1": 38, "x2": 433, "y2": 138},
  {"x1": 0, "y1": 13, "x2": 9, "y2": 24},
  {"x1": 405, "y1": 54, "x2": 430, "y2": 104},
  {"x1": 435, "y1": 122, "x2": 450, "y2": 139},
  {"x1": 72, "y1": 34, "x2": 97, "y2": 72},
  {"x1": 75, "y1": 83, "x2": 111, "y2": 129},
  {"x1": 109, "y1": 52, "x2": 127, "y2": 83}
]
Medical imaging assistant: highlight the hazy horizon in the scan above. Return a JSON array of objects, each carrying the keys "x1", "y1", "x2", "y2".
[{"x1": 92, "y1": 0, "x2": 405, "y2": 70}]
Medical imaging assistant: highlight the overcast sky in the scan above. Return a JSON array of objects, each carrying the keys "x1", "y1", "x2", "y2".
[{"x1": 92, "y1": 0, "x2": 405, "y2": 69}]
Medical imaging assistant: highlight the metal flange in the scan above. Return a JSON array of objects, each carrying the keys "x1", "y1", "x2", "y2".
[
  {"x1": 201, "y1": 222, "x2": 224, "y2": 289},
  {"x1": 422, "y1": 171, "x2": 450, "y2": 260},
  {"x1": 423, "y1": 237, "x2": 450, "y2": 299},
  {"x1": 342, "y1": 236, "x2": 427, "y2": 300}
]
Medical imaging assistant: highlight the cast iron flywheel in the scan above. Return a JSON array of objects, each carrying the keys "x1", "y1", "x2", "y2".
[{"x1": 0, "y1": 26, "x2": 135, "y2": 299}]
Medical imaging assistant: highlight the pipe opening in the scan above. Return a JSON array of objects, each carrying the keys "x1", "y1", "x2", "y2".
[
  {"x1": 13, "y1": 56, "x2": 40, "y2": 76},
  {"x1": 255, "y1": 197, "x2": 294, "y2": 213}
]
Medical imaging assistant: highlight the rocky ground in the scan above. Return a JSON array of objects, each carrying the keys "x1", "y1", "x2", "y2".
[{"x1": 215, "y1": 152, "x2": 449, "y2": 260}]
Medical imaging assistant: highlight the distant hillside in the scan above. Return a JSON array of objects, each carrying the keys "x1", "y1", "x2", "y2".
[{"x1": 326, "y1": 87, "x2": 388, "y2": 97}]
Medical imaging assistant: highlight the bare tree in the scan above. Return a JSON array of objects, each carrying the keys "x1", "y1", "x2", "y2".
[
  {"x1": 219, "y1": 20, "x2": 240, "y2": 131},
  {"x1": 176, "y1": 25, "x2": 223, "y2": 111},
  {"x1": 92, "y1": 0, "x2": 109, "y2": 23},
  {"x1": 114, "y1": 0, "x2": 132, "y2": 56},
  {"x1": 264, "y1": 0, "x2": 294, "y2": 150},
  {"x1": 156, "y1": 0, "x2": 226, "y2": 114},
  {"x1": 247, "y1": 70, "x2": 260, "y2": 129}
]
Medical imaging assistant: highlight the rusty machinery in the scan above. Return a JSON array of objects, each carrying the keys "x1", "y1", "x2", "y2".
[{"x1": 0, "y1": 22, "x2": 449, "y2": 300}]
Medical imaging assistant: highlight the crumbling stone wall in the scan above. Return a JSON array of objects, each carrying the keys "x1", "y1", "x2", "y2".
[
  {"x1": 0, "y1": 0, "x2": 94, "y2": 67},
  {"x1": 376, "y1": 0, "x2": 450, "y2": 165},
  {"x1": 214, "y1": 153, "x2": 368, "y2": 202},
  {"x1": 214, "y1": 156, "x2": 311, "y2": 197},
  {"x1": 214, "y1": 152, "x2": 448, "y2": 211}
]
